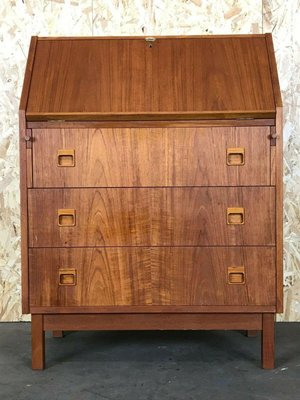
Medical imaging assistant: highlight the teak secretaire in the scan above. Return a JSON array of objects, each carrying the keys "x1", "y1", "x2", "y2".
[{"x1": 19, "y1": 34, "x2": 282, "y2": 369}]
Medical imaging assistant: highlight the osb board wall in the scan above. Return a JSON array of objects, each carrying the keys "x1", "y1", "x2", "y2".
[{"x1": 0, "y1": 0, "x2": 299, "y2": 321}]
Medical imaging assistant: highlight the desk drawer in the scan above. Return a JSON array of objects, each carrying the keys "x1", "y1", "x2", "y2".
[
  {"x1": 28, "y1": 187, "x2": 275, "y2": 247},
  {"x1": 29, "y1": 247, "x2": 276, "y2": 307},
  {"x1": 32, "y1": 127, "x2": 271, "y2": 187}
]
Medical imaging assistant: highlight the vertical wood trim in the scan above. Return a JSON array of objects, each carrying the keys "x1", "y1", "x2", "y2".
[
  {"x1": 31, "y1": 314, "x2": 45, "y2": 370},
  {"x1": 276, "y1": 107, "x2": 283, "y2": 312},
  {"x1": 19, "y1": 36, "x2": 37, "y2": 314},
  {"x1": 265, "y1": 33, "x2": 283, "y2": 313},
  {"x1": 270, "y1": 143, "x2": 276, "y2": 186},
  {"x1": 266, "y1": 32, "x2": 283, "y2": 313},
  {"x1": 265, "y1": 33, "x2": 283, "y2": 107},
  {"x1": 19, "y1": 111, "x2": 29, "y2": 313},
  {"x1": 19, "y1": 36, "x2": 38, "y2": 111},
  {"x1": 26, "y1": 129, "x2": 33, "y2": 188},
  {"x1": 26, "y1": 149, "x2": 33, "y2": 188},
  {"x1": 261, "y1": 313, "x2": 275, "y2": 369}
]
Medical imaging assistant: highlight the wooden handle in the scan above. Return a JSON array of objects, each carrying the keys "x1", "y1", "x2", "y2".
[
  {"x1": 226, "y1": 147, "x2": 245, "y2": 166},
  {"x1": 57, "y1": 149, "x2": 75, "y2": 167},
  {"x1": 228, "y1": 266, "x2": 245, "y2": 284},
  {"x1": 227, "y1": 207, "x2": 245, "y2": 225},
  {"x1": 58, "y1": 269, "x2": 77, "y2": 285},
  {"x1": 57, "y1": 209, "x2": 76, "y2": 227}
]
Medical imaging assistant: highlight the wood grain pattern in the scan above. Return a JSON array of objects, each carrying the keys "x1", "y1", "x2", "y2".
[
  {"x1": 29, "y1": 247, "x2": 275, "y2": 307},
  {"x1": 19, "y1": 36, "x2": 38, "y2": 111},
  {"x1": 26, "y1": 111, "x2": 275, "y2": 122},
  {"x1": 29, "y1": 188, "x2": 150, "y2": 247},
  {"x1": 261, "y1": 313, "x2": 275, "y2": 369},
  {"x1": 19, "y1": 36, "x2": 38, "y2": 314},
  {"x1": 32, "y1": 127, "x2": 271, "y2": 187},
  {"x1": 26, "y1": 36, "x2": 275, "y2": 120},
  {"x1": 31, "y1": 314, "x2": 45, "y2": 370},
  {"x1": 29, "y1": 248, "x2": 151, "y2": 307},
  {"x1": 151, "y1": 247, "x2": 275, "y2": 306},
  {"x1": 26, "y1": 135, "x2": 33, "y2": 188},
  {"x1": 43, "y1": 313, "x2": 263, "y2": 332},
  {"x1": 19, "y1": 113, "x2": 30, "y2": 314},
  {"x1": 276, "y1": 107, "x2": 283, "y2": 312},
  {"x1": 20, "y1": 34, "x2": 281, "y2": 370},
  {"x1": 266, "y1": 31, "x2": 283, "y2": 314},
  {"x1": 28, "y1": 187, "x2": 275, "y2": 247},
  {"x1": 270, "y1": 138, "x2": 276, "y2": 186},
  {"x1": 265, "y1": 34, "x2": 283, "y2": 108},
  {"x1": 30, "y1": 305, "x2": 276, "y2": 314},
  {"x1": 27, "y1": 119, "x2": 275, "y2": 129}
]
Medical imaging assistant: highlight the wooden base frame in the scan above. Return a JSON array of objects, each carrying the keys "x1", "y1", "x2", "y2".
[
  {"x1": 31, "y1": 312, "x2": 275, "y2": 370},
  {"x1": 245, "y1": 330, "x2": 258, "y2": 337},
  {"x1": 52, "y1": 330, "x2": 64, "y2": 338}
]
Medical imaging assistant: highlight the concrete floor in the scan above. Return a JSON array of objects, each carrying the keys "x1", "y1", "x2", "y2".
[{"x1": 0, "y1": 323, "x2": 299, "y2": 400}]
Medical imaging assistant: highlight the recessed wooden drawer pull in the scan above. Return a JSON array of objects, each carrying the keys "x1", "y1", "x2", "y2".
[
  {"x1": 58, "y1": 269, "x2": 77, "y2": 285},
  {"x1": 226, "y1": 148, "x2": 245, "y2": 166},
  {"x1": 57, "y1": 209, "x2": 76, "y2": 226},
  {"x1": 57, "y1": 149, "x2": 75, "y2": 167},
  {"x1": 227, "y1": 207, "x2": 245, "y2": 225},
  {"x1": 228, "y1": 266, "x2": 245, "y2": 284}
]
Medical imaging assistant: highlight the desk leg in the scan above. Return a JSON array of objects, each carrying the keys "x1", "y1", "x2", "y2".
[
  {"x1": 32, "y1": 314, "x2": 45, "y2": 370},
  {"x1": 261, "y1": 313, "x2": 275, "y2": 369}
]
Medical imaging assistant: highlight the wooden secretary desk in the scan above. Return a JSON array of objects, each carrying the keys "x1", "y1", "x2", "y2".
[{"x1": 19, "y1": 34, "x2": 282, "y2": 369}]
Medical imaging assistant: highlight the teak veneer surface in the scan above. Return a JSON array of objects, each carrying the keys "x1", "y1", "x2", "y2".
[
  {"x1": 29, "y1": 247, "x2": 275, "y2": 307},
  {"x1": 32, "y1": 127, "x2": 271, "y2": 187},
  {"x1": 19, "y1": 34, "x2": 282, "y2": 369},
  {"x1": 28, "y1": 187, "x2": 275, "y2": 247},
  {"x1": 26, "y1": 36, "x2": 275, "y2": 121},
  {"x1": 30, "y1": 306, "x2": 276, "y2": 314},
  {"x1": 42, "y1": 313, "x2": 263, "y2": 331}
]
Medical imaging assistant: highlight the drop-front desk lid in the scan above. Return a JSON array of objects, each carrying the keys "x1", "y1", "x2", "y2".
[{"x1": 21, "y1": 35, "x2": 281, "y2": 121}]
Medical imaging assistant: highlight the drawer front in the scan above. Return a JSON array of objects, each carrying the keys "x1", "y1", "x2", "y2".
[
  {"x1": 29, "y1": 247, "x2": 276, "y2": 307},
  {"x1": 32, "y1": 127, "x2": 271, "y2": 187},
  {"x1": 28, "y1": 187, "x2": 275, "y2": 247}
]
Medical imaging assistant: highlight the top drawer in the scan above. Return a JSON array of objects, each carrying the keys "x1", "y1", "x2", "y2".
[{"x1": 32, "y1": 126, "x2": 271, "y2": 187}]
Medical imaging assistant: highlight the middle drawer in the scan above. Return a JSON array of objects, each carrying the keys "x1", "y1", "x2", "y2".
[{"x1": 28, "y1": 187, "x2": 275, "y2": 247}]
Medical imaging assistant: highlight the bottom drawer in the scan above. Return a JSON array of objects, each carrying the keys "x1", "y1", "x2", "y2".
[{"x1": 29, "y1": 247, "x2": 275, "y2": 308}]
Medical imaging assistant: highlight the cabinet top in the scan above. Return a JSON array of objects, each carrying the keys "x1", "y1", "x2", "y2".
[{"x1": 20, "y1": 35, "x2": 281, "y2": 122}]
